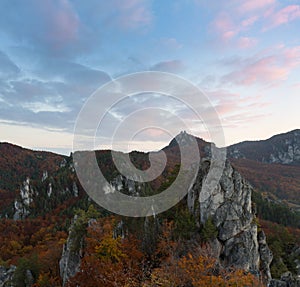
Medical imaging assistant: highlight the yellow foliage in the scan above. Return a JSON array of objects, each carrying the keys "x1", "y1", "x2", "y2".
[
  {"x1": 95, "y1": 235, "x2": 125, "y2": 263},
  {"x1": 10, "y1": 240, "x2": 22, "y2": 251},
  {"x1": 178, "y1": 253, "x2": 261, "y2": 287}
]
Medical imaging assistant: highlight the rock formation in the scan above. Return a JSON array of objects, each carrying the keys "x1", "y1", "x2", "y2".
[
  {"x1": 59, "y1": 215, "x2": 83, "y2": 286},
  {"x1": 0, "y1": 265, "x2": 16, "y2": 287},
  {"x1": 188, "y1": 159, "x2": 273, "y2": 281},
  {"x1": 269, "y1": 271, "x2": 300, "y2": 287}
]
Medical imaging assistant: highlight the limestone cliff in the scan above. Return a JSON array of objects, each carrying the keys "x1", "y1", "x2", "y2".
[
  {"x1": 59, "y1": 215, "x2": 83, "y2": 287},
  {"x1": 188, "y1": 159, "x2": 273, "y2": 281},
  {"x1": 0, "y1": 266, "x2": 15, "y2": 287},
  {"x1": 61, "y1": 139, "x2": 274, "y2": 284}
]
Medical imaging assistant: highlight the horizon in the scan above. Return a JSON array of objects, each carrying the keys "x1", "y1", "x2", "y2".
[
  {"x1": 0, "y1": 1, "x2": 299, "y2": 155},
  {"x1": 1, "y1": 127, "x2": 298, "y2": 156}
]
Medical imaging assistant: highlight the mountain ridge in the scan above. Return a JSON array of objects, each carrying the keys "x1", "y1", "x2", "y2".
[
  {"x1": 0, "y1": 129, "x2": 299, "y2": 285},
  {"x1": 228, "y1": 129, "x2": 300, "y2": 165}
]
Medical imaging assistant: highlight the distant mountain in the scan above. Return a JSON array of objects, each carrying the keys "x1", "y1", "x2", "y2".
[
  {"x1": 227, "y1": 130, "x2": 300, "y2": 207},
  {"x1": 228, "y1": 129, "x2": 300, "y2": 165},
  {"x1": 230, "y1": 158, "x2": 300, "y2": 206},
  {"x1": 0, "y1": 142, "x2": 66, "y2": 193},
  {"x1": 0, "y1": 143, "x2": 78, "y2": 218}
]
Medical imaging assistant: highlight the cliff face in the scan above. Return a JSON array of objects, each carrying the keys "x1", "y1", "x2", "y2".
[
  {"x1": 270, "y1": 272, "x2": 300, "y2": 287},
  {"x1": 0, "y1": 265, "x2": 16, "y2": 287},
  {"x1": 59, "y1": 215, "x2": 84, "y2": 287},
  {"x1": 59, "y1": 151, "x2": 274, "y2": 284},
  {"x1": 106, "y1": 155, "x2": 274, "y2": 280},
  {"x1": 188, "y1": 159, "x2": 273, "y2": 280}
]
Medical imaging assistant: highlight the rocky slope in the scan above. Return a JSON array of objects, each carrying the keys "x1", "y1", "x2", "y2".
[
  {"x1": 1, "y1": 130, "x2": 300, "y2": 285},
  {"x1": 0, "y1": 143, "x2": 66, "y2": 193},
  {"x1": 58, "y1": 154, "x2": 273, "y2": 285},
  {"x1": 228, "y1": 129, "x2": 300, "y2": 165},
  {"x1": 187, "y1": 159, "x2": 273, "y2": 281}
]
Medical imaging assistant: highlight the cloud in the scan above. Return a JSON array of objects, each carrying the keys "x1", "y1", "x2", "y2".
[
  {"x1": 222, "y1": 56, "x2": 287, "y2": 85},
  {"x1": 204, "y1": 89, "x2": 270, "y2": 130},
  {"x1": 0, "y1": 78, "x2": 73, "y2": 131},
  {"x1": 0, "y1": 51, "x2": 20, "y2": 78},
  {"x1": 208, "y1": 1, "x2": 300, "y2": 50},
  {"x1": 237, "y1": 37, "x2": 258, "y2": 49},
  {"x1": 291, "y1": 82, "x2": 300, "y2": 89},
  {"x1": 221, "y1": 46, "x2": 300, "y2": 86},
  {"x1": 150, "y1": 60, "x2": 185, "y2": 73},
  {"x1": 116, "y1": 0, "x2": 152, "y2": 29},
  {"x1": 241, "y1": 16, "x2": 259, "y2": 27},
  {"x1": 0, "y1": 0, "x2": 81, "y2": 57},
  {"x1": 159, "y1": 38, "x2": 183, "y2": 50},
  {"x1": 211, "y1": 12, "x2": 238, "y2": 42},
  {"x1": 0, "y1": 0, "x2": 153, "y2": 59},
  {"x1": 264, "y1": 5, "x2": 300, "y2": 30},
  {"x1": 209, "y1": 11, "x2": 258, "y2": 49},
  {"x1": 21, "y1": 102, "x2": 71, "y2": 113},
  {"x1": 0, "y1": 59, "x2": 112, "y2": 133},
  {"x1": 72, "y1": 0, "x2": 152, "y2": 31},
  {"x1": 237, "y1": 0, "x2": 275, "y2": 14}
]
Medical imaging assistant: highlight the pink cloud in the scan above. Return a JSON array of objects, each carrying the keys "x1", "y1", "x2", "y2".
[
  {"x1": 237, "y1": 37, "x2": 258, "y2": 49},
  {"x1": 223, "y1": 112, "x2": 269, "y2": 126},
  {"x1": 223, "y1": 56, "x2": 288, "y2": 85},
  {"x1": 210, "y1": 11, "x2": 258, "y2": 48},
  {"x1": 35, "y1": 0, "x2": 80, "y2": 52},
  {"x1": 115, "y1": 0, "x2": 152, "y2": 29},
  {"x1": 206, "y1": 89, "x2": 241, "y2": 102},
  {"x1": 221, "y1": 45, "x2": 300, "y2": 86},
  {"x1": 212, "y1": 13, "x2": 233, "y2": 31},
  {"x1": 264, "y1": 5, "x2": 300, "y2": 30},
  {"x1": 204, "y1": 89, "x2": 270, "y2": 128},
  {"x1": 291, "y1": 82, "x2": 300, "y2": 88},
  {"x1": 283, "y1": 46, "x2": 300, "y2": 67},
  {"x1": 237, "y1": 0, "x2": 275, "y2": 14},
  {"x1": 241, "y1": 16, "x2": 259, "y2": 27},
  {"x1": 211, "y1": 13, "x2": 238, "y2": 42},
  {"x1": 215, "y1": 102, "x2": 238, "y2": 114}
]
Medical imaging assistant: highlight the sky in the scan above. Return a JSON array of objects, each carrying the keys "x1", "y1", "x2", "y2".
[{"x1": 0, "y1": 0, "x2": 299, "y2": 155}]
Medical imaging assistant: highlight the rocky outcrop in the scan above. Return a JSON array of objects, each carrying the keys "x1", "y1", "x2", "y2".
[
  {"x1": 24, "y1": 270, "x2": 34, "y2": 287},
  {"x1": 59, "y1": 215, "x2": 83, "y2": 286},
  {"x1": 0, "y1": 265, "x2": 16, "y2": 287},
  {"x1": 63, "y1": 134, "x2": 275, "y2": 283},
  {"x1": 72, "y1": 182, "x2": 78, "y2": 197},
  {"x1": 101, "y1": 154, "x2": 274, "y2": 281},
  {"x1": 188, "y1": 159, "x2": 272, "y2": 281},
  {"x1": 292, "y1": 247, "x2": 300, "y2": 277},
  {"x1": 269, "y1": 271, "x2": 300, "y2": 287},
  {"x1": 0, "y1": 265, "x2": 35, "y2": 287},
  {"x1": 258, "y1": 230, "x2": 273, "y2": 281},
  {"x1": 13, "y1": 178, "x2": 33, "y2": 220}
]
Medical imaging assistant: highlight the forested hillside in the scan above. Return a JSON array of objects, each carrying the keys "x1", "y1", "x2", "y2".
[{"x1": 0, "y1": 130, "x2": 299, "y2": 286}]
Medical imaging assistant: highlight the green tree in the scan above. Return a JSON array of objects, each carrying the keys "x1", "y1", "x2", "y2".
[
  {"x1": 12, "y1": 254, "x2": 39, "y2": 287},
  {"x1": 200, "y1": 217, "x2": 218, "y2": 242}
]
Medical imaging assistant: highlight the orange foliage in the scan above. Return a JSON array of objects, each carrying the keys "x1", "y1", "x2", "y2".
[
  {"x1": 67, "y1": 217, "x2": 144, "y2": 287},
  {"x1": 0, "y1": 217, "x2": 67, "y2": 284}
]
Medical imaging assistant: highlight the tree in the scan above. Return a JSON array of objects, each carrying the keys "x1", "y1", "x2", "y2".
[
  {"x1": 200, "y1": 217, "x2": 218, "y2": 242},
  {"x1": 67, "y1": 217, "x2": 144, "y2": 287},
  {"x1": 12, "y1": 254, "x2": 39, "y2": 287}
]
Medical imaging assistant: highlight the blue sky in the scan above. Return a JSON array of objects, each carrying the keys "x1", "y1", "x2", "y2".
[{"x1": 0, "y1": 0, "x2": 299, "y2": 154}]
